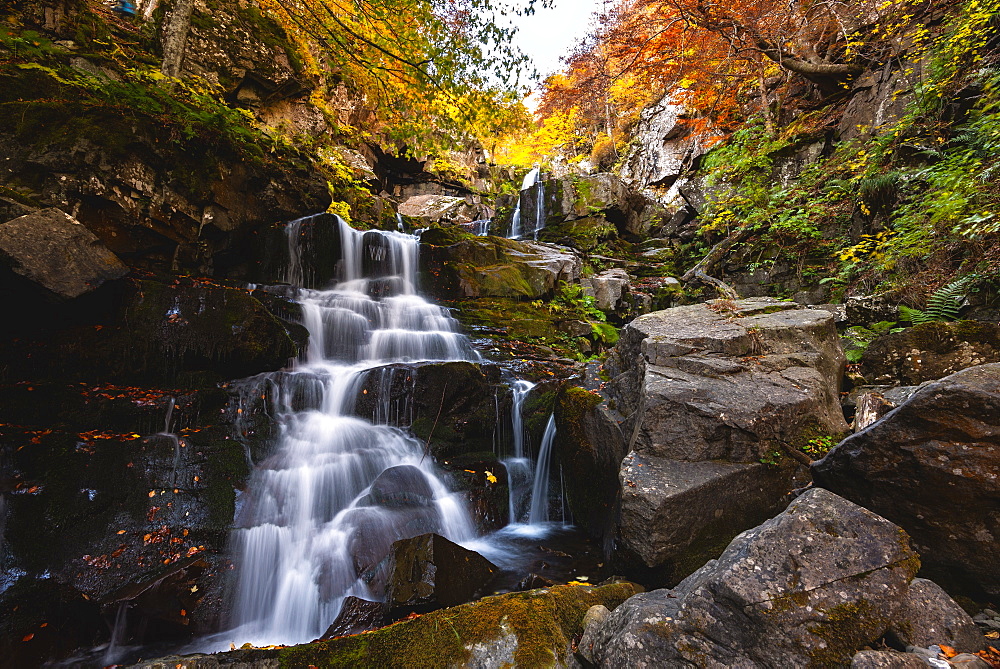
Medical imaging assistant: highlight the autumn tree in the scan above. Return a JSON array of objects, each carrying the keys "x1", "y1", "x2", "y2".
[
  {"x1": 531, "y1": 0, "x2": 932, "y2": 158},
  {"x1": 255, "y1": 0, "x2": 548, "y2": 151}
]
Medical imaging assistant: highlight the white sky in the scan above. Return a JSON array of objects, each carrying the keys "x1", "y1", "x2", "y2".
[{"x1": 508, "y1": 0, "x2": 606, "y2": 84}]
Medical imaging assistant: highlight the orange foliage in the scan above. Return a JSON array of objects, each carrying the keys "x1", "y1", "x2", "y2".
[{"x1": 534, "y1": 0, "x2": 932, "y2": 155}]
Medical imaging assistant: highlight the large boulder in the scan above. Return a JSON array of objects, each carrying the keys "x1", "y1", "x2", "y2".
[
  {"x1": 0, "y1": 208, "x2": 128, "y2": 299},
  {"x1": 859, "y1": 321, "x2": 1000, "y2": 385},
  {"x1": 888, "y1": 578, "x2": 986, "y2": 653},
  {"x1": 600, "y1": 298, "x2": 848, "y2": 583},
  {"x1": 385, "y1": 533, "x2": 499, "y2": 616},
  {"x1": 590, "y1": 488, "x2": 920, "y2": 668},
  {"x1": 813, "y1": 363, "x2": 1000, "y2": 599},
  {"x1": 127, "y1": 581, "x2": 643, "y2": 668},
  {"x1": 421, "y1": 233, "x2": 581, "y2": 300},
  {"x1": 398, "y1": 194, "x2": 474, "y2": 224},
  {"x1": 616, "y1": 452, "x2": 804, "y2": 584},
  {"x1": 606, "y1": 298, "x2": 847, "y2": 463}
]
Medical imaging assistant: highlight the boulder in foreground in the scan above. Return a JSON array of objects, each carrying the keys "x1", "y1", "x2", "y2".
[
  {"x1": 590, "y1": 488, "x2": 919, "y2": 668},
  {"x1": 813, "y1": 363, "x2": 1000, "y2": 598}
]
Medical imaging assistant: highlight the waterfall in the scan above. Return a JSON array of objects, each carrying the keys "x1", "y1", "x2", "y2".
[
  {"x1": 509, "y1": 167, "x2": 544, "y2": 240},
  {"x1": 226, "y1": 215, "x2": 479, "y2": 647},
  {"x1": 528, "y1": 414, "x2": 557, "y2": 525},
  {"x1": 503, "y1": 379, "x2": 535, "y2": 524}
]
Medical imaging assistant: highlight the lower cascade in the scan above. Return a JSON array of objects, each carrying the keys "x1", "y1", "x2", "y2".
[{"x1": 225, "y1": 216, "x2": 481, "y2": 646}]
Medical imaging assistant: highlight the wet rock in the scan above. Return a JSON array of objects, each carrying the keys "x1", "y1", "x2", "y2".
[
  {"x1": 0, "y1": 578, "x2": 104, "y2": 669},
  {"x1": 320, "y1": 596, "x2": 388, "y2": 639},
  {"x1": 100, "y1": 555, "x2": 211, "y2": 642},
  {"x1": 0, "y1": 208, "x2": 128, "y2": 299},
  {"x1": 851, "y1": 650, "x2": 928, "y2": 668},
  {"x1": 127, "y1": 582, "x2": 643, "y2": 669},
  {"x1": 813, "y1": 363, "x2": 1000, "y2": 599},
  {"x1": 385, "y1": 533, "x2": 499, "y2": 616},
  {"x1": 441, "y1": 454, "x2": 509, "y2": 532},
  {"x1": 1, "y1": 279, "x2": 299, "y2": 385},
  {"x1": 555, "y1": 387, "x2": 627, "y2": 550},
  {"x1": 370, "y1": 465, "x2": 435, "y2": 508},
  {"x1": 859, "y1": 321, "x2": 1000, "y2": 385},
  {"x1": 590, "y1": 488, "x2": 920, "y2": 668},
  {"x1": 421, "y1": 233, "x2": 581, "y2": 300},
  {"x1": 888, "y1": 578, "x2": 986, "y2": 653},
  {"x1": 344, "y1": 505, "x2": 442, "y2": 589}
]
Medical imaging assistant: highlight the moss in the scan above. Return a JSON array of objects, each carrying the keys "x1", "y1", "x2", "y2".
[{"x1": 273, "y1": 582, "x2": 642, "y2": 668}]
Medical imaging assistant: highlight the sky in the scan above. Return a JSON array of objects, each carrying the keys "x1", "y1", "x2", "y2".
[{"x1": 507, "y1": 0, "x2": 606, "y2": 84}]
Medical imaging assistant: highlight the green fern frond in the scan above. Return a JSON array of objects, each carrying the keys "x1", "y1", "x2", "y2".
[{"x1": 899, "y1": 274, "x2": 978, "y2": 324}]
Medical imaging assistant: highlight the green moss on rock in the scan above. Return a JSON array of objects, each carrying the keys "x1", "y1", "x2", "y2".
[{"x1": 273, "y1": 581, "x2": 642, "y2": 668}]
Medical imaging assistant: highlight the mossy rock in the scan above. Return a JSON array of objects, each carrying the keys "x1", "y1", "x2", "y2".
[{"x1": 145, "y1": 581, "x2": 642, "y2": 668}]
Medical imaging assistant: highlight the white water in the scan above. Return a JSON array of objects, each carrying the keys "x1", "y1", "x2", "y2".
[
  {"x1": 509, "y1": 167, "x2": 545, "y2": 240},
  {"x1": 225, "y1": 216, "x2": 480, "y2": 647},
  {"x1": 503, "y1": 379, "x2": 536, "y2": 523},
  {"x1": 528, "y1": 414, "x2": 557, "y2": 524}
]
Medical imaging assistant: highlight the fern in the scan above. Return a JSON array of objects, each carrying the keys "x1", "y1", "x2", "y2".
[{"x1": 899, "y1": 274, "x2": 977, "y2": 324}]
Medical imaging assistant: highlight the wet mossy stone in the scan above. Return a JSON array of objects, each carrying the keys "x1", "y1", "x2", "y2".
[
  {"x1": 0, "y1": 578, "x2": 103, "y2": 668},
  {"x1": 385, "y1": 533, "x2": 499, "y2": 616},
  {"x1": 370, "y1": 465, "x2": 435, "y2": 508},
  {"x1": 127, "y1": 581, "x2": 643, "y2": 668}
]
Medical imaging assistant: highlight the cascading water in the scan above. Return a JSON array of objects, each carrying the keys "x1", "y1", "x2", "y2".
[
  {"x1": 225, "y1": 215, "x2": 479, "y2": 647},
  {"x1": 528, "y1": 415, "x2": 557, "y2": 524},
  {"x1": 508, "y1": 167, "x2": 545, "y2": 240},
  {"x1": 503, "y1": 379, "x2": 535, "y2": 523}
]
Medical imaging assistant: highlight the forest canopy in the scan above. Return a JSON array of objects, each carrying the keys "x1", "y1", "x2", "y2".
[{"x1": 256, "y1": 0, "x2": 552, "y2": 150}]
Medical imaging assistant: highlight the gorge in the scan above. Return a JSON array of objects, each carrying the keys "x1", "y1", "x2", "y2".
[{"x1": 2, "y1": 0, "x2": 1000, "y2": 668}]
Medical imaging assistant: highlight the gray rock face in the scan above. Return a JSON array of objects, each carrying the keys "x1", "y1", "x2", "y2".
[
  {"x1": 582, "y1": 268, "x2": 631, "y2": 312},
  {"x1": 889, "y1": 578, "x2": 986, "y2": 653},
  {"x1": 851, "y1": 650, "x2": 927, "y2": 668},
  {"x1": 590, "y1": 488, "x2": 920, "y2": 668},
  {"x1": 619, "y1": 95, "x2": 715, "y2": 203},
  {"x1": 813, "y1": 363, "x2": 1000, "y2": 598},
  {"x1": 607, "y1": 298, "x2": 847, "y2": 463},
  {"x1": 601, "y1": 298, "x2": 848, "y2": 583},
  {"x1": 859, "y1": 321, "x2": 1000, "y2": 385},
  {"x1": 0, "y1": 208, "x2": 128, "y2": 299},
  {"x1": 616, "y1": 452, "x2": 802, "y2": 580},
  {"x1": 398, "y1": 194, "x2": 474, "y2": 224}
]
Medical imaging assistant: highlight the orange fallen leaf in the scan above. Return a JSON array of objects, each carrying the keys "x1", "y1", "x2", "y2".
[
  {"x1": 21, "y1": 634, "x2": 33, "y2": 642},
  {"x1": 940, "y1": 645, "x2": 957, "y2": 658}
]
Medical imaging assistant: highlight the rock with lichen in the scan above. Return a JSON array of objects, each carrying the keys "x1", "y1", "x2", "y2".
[{"x1": 590, "y1": 488, "x2": 920, "y2": 668}]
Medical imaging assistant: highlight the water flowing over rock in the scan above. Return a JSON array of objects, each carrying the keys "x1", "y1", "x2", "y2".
[
  {"x1": 0, "y1": 208, "x2": 128, "y2": 299},
  {"x1": 226, "y1": 216, "x2": 481, "y2": 647},
  {"x1": 600, "y1": 297, "x2": 848, "y2": 584},
  {"x1": 590, "y1": 488, "x2": 920, "y2": 668},
  {"x1": 813, "y1": 362, "x2": 1000, "y2": 599}
]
